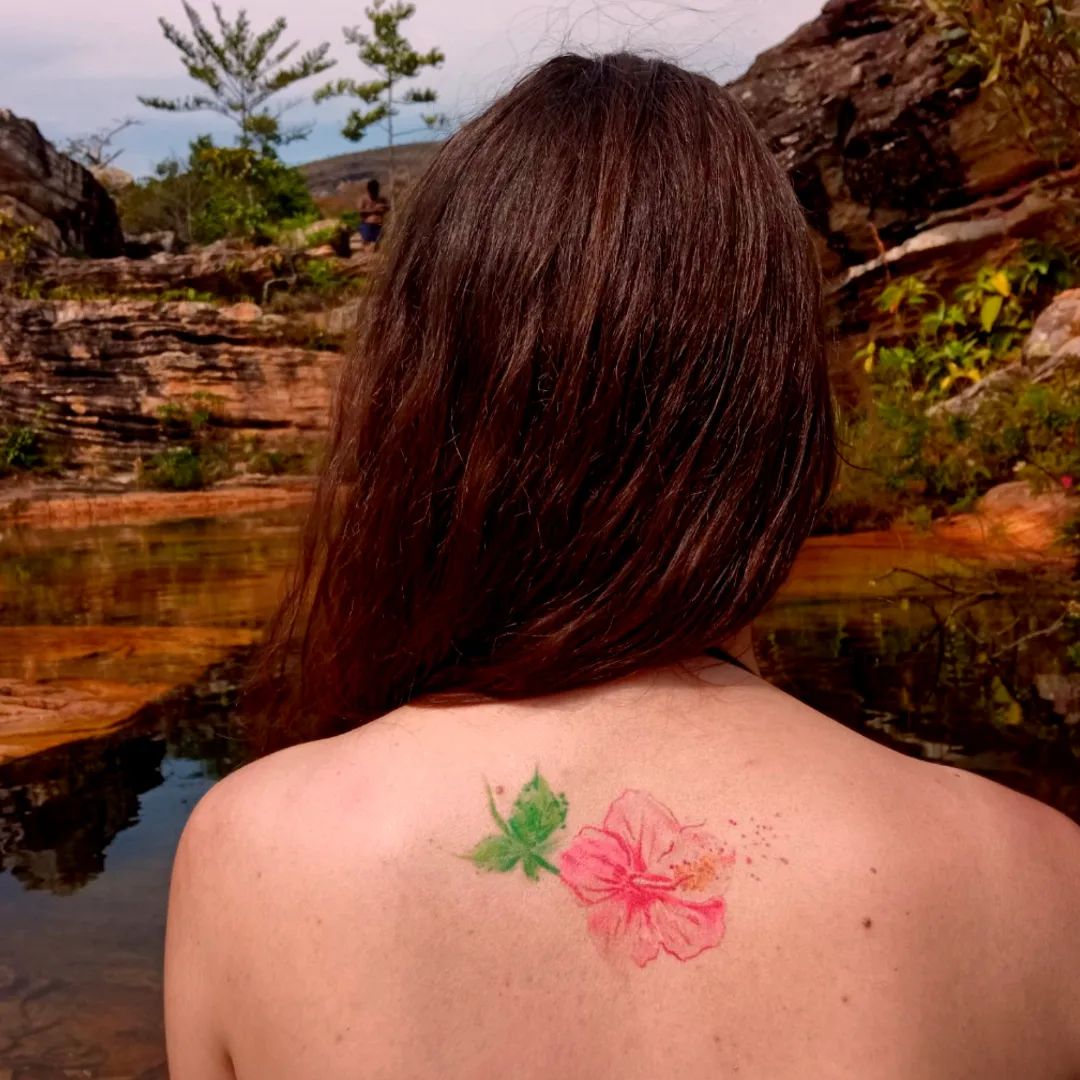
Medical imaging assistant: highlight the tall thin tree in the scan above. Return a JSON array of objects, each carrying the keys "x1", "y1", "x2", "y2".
[
  {"x1": 140, "y1": 2, "x2": 335, "y2": 152},
  {"x1": 315, "y1": 0, "x2": 445, "y2": 192}
]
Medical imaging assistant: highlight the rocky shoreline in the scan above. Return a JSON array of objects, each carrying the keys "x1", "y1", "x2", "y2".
[{"x1": 0, "y1": 474, "x2": 313, "y2": 529}]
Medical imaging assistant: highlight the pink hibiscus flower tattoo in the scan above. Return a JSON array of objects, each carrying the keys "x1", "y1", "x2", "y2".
[{"x1": 558, "y1": 790, "x2": 735, "y2": 967}]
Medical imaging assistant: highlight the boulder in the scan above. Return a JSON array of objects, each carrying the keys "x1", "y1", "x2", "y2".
[
  {"x1": 728, "y1": 0, "x2": 1048, "y2": 271},
  {"x1": 1023, "y1": 287, "x2": 1080, "y2": 375},
  {"x1": 934, "y1": 479, "x2": 1076, "y2": 557},
  {"x1": 278, "y1": 217, "x2": 353, "y2": 257},
  {"x1": 90, "y1": 163, "x2": 135, "y2": 194},
  {"x1": 0, "y1": 109, "x2": 124, "y2": 257}
]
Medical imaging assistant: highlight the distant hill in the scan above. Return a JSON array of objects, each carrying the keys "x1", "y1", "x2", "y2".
[{"x1": 299, "y1": 141, "x2": 443, "y2": 200}]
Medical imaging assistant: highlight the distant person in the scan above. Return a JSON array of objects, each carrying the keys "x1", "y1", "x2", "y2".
[
  {"x1": 356, "y1": 177, "x2": 388, "y2": 247},
  {"x1": 165, "y1": 53, "x2": 1080, "y2": 1079}
]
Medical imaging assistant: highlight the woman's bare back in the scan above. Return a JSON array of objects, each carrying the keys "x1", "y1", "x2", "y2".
[{"x1": 165, "y1": 660, "x2": 1080, "y2": 1078}]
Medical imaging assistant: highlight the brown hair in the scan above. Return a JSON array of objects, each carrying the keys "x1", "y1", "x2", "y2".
[{"x1": 249, "y1": 52, "x2": 835, "y2": 752}]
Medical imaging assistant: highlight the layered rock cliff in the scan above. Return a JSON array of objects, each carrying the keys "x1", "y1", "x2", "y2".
[
  {"x1": 728, "y1": 0, "x2": 1048, "y2": 272},
  {"x1": 0, "y1": 295, "x2": 342, "y2": 466}
]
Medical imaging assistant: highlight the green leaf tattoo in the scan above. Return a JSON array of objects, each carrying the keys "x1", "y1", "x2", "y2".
[{"x1": 469, "y1": 769, "x2": 568, "y2": 880}]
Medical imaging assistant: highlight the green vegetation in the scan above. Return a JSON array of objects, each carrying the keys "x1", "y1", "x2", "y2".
[
  {"x1": 823, "y1": 244, "x2": 1080, "y2": 533},
  {"x1": 117, "y1": 136, "x2": 318, "y2": 244},
  {"x1": 0, "y1": 213, "x2": 38, "y2": 293},
  {"x1": 857, "y1": 243, "x2": 1074, "y2": 402},
  {"x1": 0, "y1": 425, "x2": 45, "y2": 476},
  {"x1": 143, "y1": 393, "x2": 229, "y2": 490},
  {"x1": 263, "y1": 255, "x2": 366, "y2": 314},
  {"x1": 920, "y1": 0, "x2": 1080, "y2": 163},
  {"x1": 315, "y1": 0, "x2": 444, "y2": 188},
  {"x1": 144, "y1": 445, "x2": 207, "y2": 490},
  {"x1": 119, "y1": 2, "x2": 339, "y2": 243},
  {"x1": 243, "y1": 440, "x2": 320, "y2": 475},
  {"x1": 143, "y1": 393, "x2": 320, "y2": 489},
  {"x1": 139, "y1": 2, "x2": 334, "y2": 152}
]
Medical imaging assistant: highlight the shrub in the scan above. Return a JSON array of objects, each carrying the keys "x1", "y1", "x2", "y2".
[
  {"x1": 145, "y1": 446, "x2": 205, "y2": 490},
  {"x1": 117, "y1": 137, "x2": 318, "y2": 245},
  {"x1": 857, "y1": 243, "x2": 1077, "y2": 404},
  {"x1": 920, "y1": 0, "x2": 1080, "y2": 163},
  {"x1": 0, "y1": 214, "x2": 38, "y2": 294},
  {"x1": 245, "y1": 442, "x2": 318, "y2": 476},
  {"x1": 143, "y1": 393, "x2": 231, "y2": 491},
  {"x1": 822, "y1": 246, "x2": 1080, "y2": 532},
  {"x1": 0, "y1": 425, "x2": 44, "y2": 476},
  {"x1": 155, "y1": 392, "x2": 224, "y2": 437}
]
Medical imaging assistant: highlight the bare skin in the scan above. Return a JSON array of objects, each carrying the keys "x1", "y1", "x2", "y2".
[{"x1": 166, "y1": 649, "x2": 1080, "y2": 1079}]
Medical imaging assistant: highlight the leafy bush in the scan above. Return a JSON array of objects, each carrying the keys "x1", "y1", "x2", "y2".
[
  {"x1": 264, "y1": 255, "x2": 366, "y2": 313},
  {"x1": 145, "y1": 446, "x2": 205, "y2": 490},
  {"x1": 823, "y1": 246, "x2": 1080, "y2": 532},
  {"x1": 301, "y1": 258, "x2": 346, "y2": 294},
  {"x1": 117, "y1": 137, "x2": 318, "y2": 245},
  {"x1": 244, "y1": 442, "x2": 318, "y2": 476},
  {"x1": 155, "y1": 392, "x2": 224, "y2": 436},
  {"x1": 0, "y1": 425, "x2": 44, "y2": 476},
  {"x1": 0, "y1": 214, "x2": 38, "y2": 294},
  {"x1": 920, "y1": 0, "x2": 1080, "y2": 163},
  {"x1": 857, "y1": 243, "x2": 1076, "y2": 404},
  {"x1": 143, "y1": 393, "x2": 230, "y2": 491}
]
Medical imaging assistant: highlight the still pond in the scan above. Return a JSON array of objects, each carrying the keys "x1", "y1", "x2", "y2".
[{"x1": 0, "y1": 510, "x2": 1077, "y2": 1077}]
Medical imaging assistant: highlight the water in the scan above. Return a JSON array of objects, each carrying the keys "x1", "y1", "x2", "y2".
[{"x1": 0, "y1": 513, "x2": 1077, "y2": 1077}]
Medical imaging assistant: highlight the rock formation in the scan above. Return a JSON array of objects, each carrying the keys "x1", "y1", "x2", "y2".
[
  {"x1": 727, "y1": 0, "x2": 1049, "y2": 272},
  {"x1": 0, "y1": 296, "x2": 343, "y2": 465},
  {"x1": 29, "y1": 238, "x2": 374, "y2": 300},
  {"x1": 0, "y1": 109, "x2": 124, "y2": 257}
]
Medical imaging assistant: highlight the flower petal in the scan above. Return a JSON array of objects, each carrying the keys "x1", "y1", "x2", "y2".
[
  {"x1": 651, "y1": 895, "x2": 726, "y2": 962},
  {"x1": 660, "y1": 828, "x2": 736, "y2": 898},
  {"x1": 602, "y1": 790, "x2": 684, "y2": 872},
  {"x1": 559, "y1": 826, "x2": 633, "y2": 903},
  {"x1": 585, "y1": 895, "x2": 663, "y2": 968}
]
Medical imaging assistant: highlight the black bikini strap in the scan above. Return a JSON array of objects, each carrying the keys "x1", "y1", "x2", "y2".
[{"x1": 704, "y1": 647, "x2": 752, "y2": 673}]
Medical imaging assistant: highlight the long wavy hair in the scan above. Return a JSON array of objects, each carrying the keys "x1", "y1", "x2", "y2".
[{"x1": 248, "y1": 52, "x2": 835, "y2": 753}]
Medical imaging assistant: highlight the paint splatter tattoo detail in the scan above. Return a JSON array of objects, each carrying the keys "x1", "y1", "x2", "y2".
[{"x1": 467, "y1": 772, "x2": 736, "y2": 967}]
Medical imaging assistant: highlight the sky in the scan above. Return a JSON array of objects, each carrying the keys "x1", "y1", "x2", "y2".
[{"x1": 0, "y1": 0, "x2": 823, "y2": 178}]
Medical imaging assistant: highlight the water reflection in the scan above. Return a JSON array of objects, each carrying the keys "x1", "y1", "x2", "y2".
[
  {"x1": 0, "y1": 513, "x2": 1076, "y2": 1075},
  {"x1": 757, "y1": 585, "x2": 1080, "y2": 821},
  {"x1": 0, "y1": 511, "x2": 298, "y2": 629},
  {"x1": 0, "y1": 652, "x2": 248, "y2": 895}
]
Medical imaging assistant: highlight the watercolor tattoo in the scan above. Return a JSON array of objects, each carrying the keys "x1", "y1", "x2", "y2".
[
  {"x1": 468, "y1": 771, "x2": 736, "y2": 967},
  {"x1": 470, "y1": 770, "x2": 569, "y2": 880}
]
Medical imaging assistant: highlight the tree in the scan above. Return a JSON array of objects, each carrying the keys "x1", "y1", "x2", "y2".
[
  {"x1": 920, "y1": 0, "x2": 1080, "y2": 165},
  {"x1": 315, "y1": 0, "x2": 445, "y2": 190},
  {"x1": 63, "y1": 118, "x2": 140, "y2": 169},
  {"x1": 139, "y1": 3, "x2": 335, "y2": 152}
]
